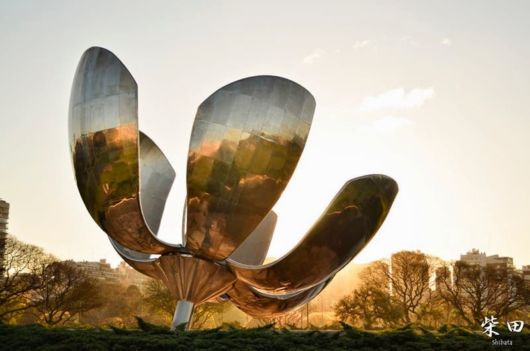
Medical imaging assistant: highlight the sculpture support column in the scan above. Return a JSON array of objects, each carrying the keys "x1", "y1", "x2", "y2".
[{"x1": 170, "y1": 300, "x2": 194, "y2": 331}]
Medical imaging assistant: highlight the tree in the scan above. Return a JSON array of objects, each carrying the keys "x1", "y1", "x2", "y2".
[
  {"x1": 334, "y1": 253, "x2": 450, "y2": 328},
  {"x1": 80, "y1": 283, "x2": 143, "y2": 327},
  {"x1": 413, "y1": 292, "x2": 448, "y2": 328},
  {"x1": 334, "y1": 263, "x2": 403, "y2": 329},
  {"x1": 32, "y1": 261, "x2": 103, "y2": 325},
  {"x1": 143, "y1": 279, "x2": 175, "y2": 321},
  {"x1": 190, "y1": 302, "x2": 229, "y2": 329},
  {"x1": 0, "y1": 236, "x2": 54, "y2": 321},
  {"x1": 335, "y1": 285, "x2": 403, "y2": 329},
  {"x1": 370, "y1": 251, "x2": 433, "y2": 323},
  {"x1": 437, "y1": 261, "x2": 530, "y2": 325},
  {"x1": 125, "y1": 284, "x2": 143, "y2": 317}
]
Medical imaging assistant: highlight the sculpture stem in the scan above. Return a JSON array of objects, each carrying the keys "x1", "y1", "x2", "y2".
[{"x1": 170, "y1": 300, "x2": 194, "y2": 331}]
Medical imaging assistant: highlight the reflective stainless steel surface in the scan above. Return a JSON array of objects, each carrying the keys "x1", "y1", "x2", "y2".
[
  {"x1": 111, "y1": 244, "x2": 237, "y2": 304},
  {"x1": 110, "y1": 238, "x2": 161, "y2": 280},
  {"x1": 228, "y1": 210, "x2": 277, "y2": 265},
  {"x1": 171, "y1": 300, "x2": 194, "y2": 331},
  {"x1": 227, "y1": 175, "x2": 398, "y2": 293},
  {"x1": 69, "y1": 46, "x2": 399, "y2": 328},
  {"x1": 185, "y1": 76, "x2": 315, "y2": 260},
  {"x1": 155, "y1": 254, "x2": 236, "y2": 303},
  {"x1": 69, "y1": 47, "x2": 176, "y2": 254},
  {"x1": 226, "y1": 279, "x2": 329, "y2": 317},
  {"x1": 139, "y1": 131, "x2": 176, "y2": 235}
]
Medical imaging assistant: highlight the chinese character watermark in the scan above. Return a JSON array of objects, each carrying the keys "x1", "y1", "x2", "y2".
[
  {"x1": 481, "y1": 316, "x2": 499, "y2": 337},
  {"x1": 480, "y1": 316, "x2": 526, "y2": 347},
  {"x1": 506, "y1": 320, "x2": 524, "y2": 333}
]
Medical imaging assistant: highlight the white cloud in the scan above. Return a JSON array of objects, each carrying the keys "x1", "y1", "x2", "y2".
[
  {"x1": 303, "y1": 48, "x2": 325, "y2": 64},
  {"x1": 359, "y1": 87, "x2": 435, "y2": 112},
  {"x1": 441, "y1": 38, "x2": 452, "y2": 46},
  {"x1": 353, "y1": 40, "x2": 370, "y2": 49}
]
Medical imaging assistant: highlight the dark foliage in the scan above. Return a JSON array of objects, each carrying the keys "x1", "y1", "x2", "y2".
[{"x1": 0, "y1": 322, "x2": 528, "y2": 351}]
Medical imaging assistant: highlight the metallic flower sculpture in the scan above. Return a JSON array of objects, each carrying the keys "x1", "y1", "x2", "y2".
[{"x1": 69, "y1": 47, "x2": 398, "y2": 329}]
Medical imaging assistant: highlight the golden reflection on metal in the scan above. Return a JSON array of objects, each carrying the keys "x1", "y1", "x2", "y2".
[
  {"x1": 227, "y1": 279, "x2": 329, "y2": 317},
  {"x1": 69, "y1": 47, "x2": 398, "y2": 325},
  {"x1": 226, "y1": 175, "x2": 398, "y2": 293},
  {"x1": 69, "y1": 47, "x2": 176, "y2": 255},
  {"x1": 185, "y1": 76, "x2": 315, "y2": 260},
  {"x1": 110, "y1": 238, "x2": 160, "y2": 280},
  {"x1": 155, "y1": 255, "x2": 236, "y2": 303}
]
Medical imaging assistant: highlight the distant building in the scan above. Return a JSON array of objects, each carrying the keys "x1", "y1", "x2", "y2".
[
  {"x1": 458, "y1": 249, "x2": 523, "y2": 292},
  {"x1": 75, "y1": 258, "x2": 122, "y2": 282},
  {"x1": 74, "y1": 258, "x2": 149, "y2": 287},
  {"x1": 0, "y1": 199, "x2": 9, "y2": 276},
  {"x1": 459, "y1": 249, "x2": 514, "y2": 270}
]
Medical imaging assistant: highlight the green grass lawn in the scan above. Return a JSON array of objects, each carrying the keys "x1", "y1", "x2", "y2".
[{"x1": 1, "y1": 321, "x2": 529, "y2": 351}]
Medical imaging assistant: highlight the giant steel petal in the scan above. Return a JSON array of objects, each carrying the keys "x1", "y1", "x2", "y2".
[
  {"x1": 110, "y1": 238, "x2": 161, "y2": 280},
  {"x1": 138, "y1": 131, "x2": 179, "y2": 246},
  {"x1": 108, "y1": 131, "x2": 181, "y2": 279},
  {"x1": 227, "y1": 174, "x2": 398, "y2": 293},
  {"x1": 185, "y1": 76, "x2": 316, "y2": 260},
  {"x1": 228, "y1": 210, "x2": 277, "y2": 265},
  {"x1": 69, "y1": 47, "x2": 177, "y2": 254},
  {"x1": 226, "y1": 279, "x2": 330, "y2": 318}
]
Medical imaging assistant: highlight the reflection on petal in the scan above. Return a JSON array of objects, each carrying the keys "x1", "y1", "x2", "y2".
[
  {"x1": 110, "y1": 238, "x2": 160, "y2": 280},
  {"x1": 111, "y1": 243, "x2": 237, "y2": 304},
  {"x1": 227, "y1": 279, "x2": 330, "y2": 317},
  {"x1": 185, "y1": 76, "x2": 315, "y2": 260},
  {"x1": 227, "y1": 175, "x2": 398, "y2": 293},
  {"x1": 69, "y1": 47, "x2": 176, "y2": 254},
  {"x1": 154, "y1": 254, "x2": 236, "y2": 303}
]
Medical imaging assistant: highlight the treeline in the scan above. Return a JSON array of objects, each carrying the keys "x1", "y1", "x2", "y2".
[
  {"x1": 334, "y1": 251, "x2": 530, "y2": 329},
  {"x1": 2, "y1": 236, "x2": 529, "y2": 330},
  {"x1": 0, "y1": 235, "x2": 224, "y2": 328}
]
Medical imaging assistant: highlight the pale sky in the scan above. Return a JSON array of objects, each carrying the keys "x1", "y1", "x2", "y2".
[{"x1": 1, "y1": 0, "x2": 529, "y2": 268}]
